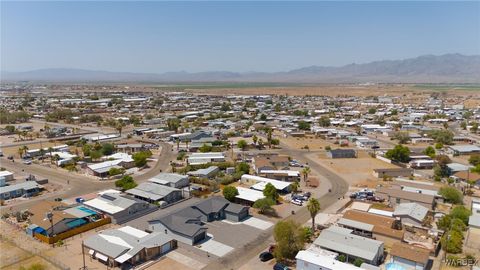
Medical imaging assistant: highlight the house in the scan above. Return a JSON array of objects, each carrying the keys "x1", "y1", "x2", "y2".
[
  {"x1": 87, "y1": 153, "x2": 134, "y2": 178},
  {"x1": 84, "y1": 226, "x2": 176, "y2": 268},
  {"x1": 448, "y1": 145, "x2": 480, "y2": 156},
  {"x1": 327, "y1": 149, "x2": 357, "y2": 159},
  {"x1": 453, "y1": 171, "x2": 480, "y2": 187},
  {"x1": 373, "y1": 168, "x2": 413, "y2": 178},
  {"x1": 148, "y1": 197, "x2": 249, "y2": 244},
  {"x1": 341, "y1": 209, "x2": 404, "y2": 245},
  {"x1": 234, "y1": 187, "x2": 265, "y2": 205},
  {"x1": 313, "y1": 226, "x2": 384, "y2": 266},
  {"x1": 0, "y1": 171, "x2": 14, "y2": 182},
  {"x1": 148, "y1": 173, "x2": 189, "y2": 189},
  {"x1": 296, "y1": 248, "x2": 360, "y2": 270},
  {"x1": 446, "y1": 163, "x2": 472, "y2": 175},
  {"x1": 126, "y1": 182, "x2": 183, "y2": 204},
  {"x1": 83, "y1": 192, "x2": 155, "y2": 224},
  {"x1": 187, "y1": 152, "x2": 225, "y2": 165},
  {"x1": 258, "y1": 170, "x2": 300, "y2": 182},
  {"x1": 376, "y1": 187, "x2": 435, "y2": 209},
  {"x1": 252, "y1": 155, "x2": 289, "y2": 174},
  {"x1": 0, "y1": 181, "x2": 42, "y2": 200},
  {"x1": 187, "y1": 166, "x2": 219, "y2": 178},
  {"x1": 393, "y1": 203, "x2": 429, "y2": 227},
  {"x1": 28, "y1": 201, "x2": 102, "y2": 238},
  {"x1": 389, "y1": 242, "x2": 430, "y2": 270},
  {"x1": 241, "y1": 174, "x2": 291, "y2": 193}
]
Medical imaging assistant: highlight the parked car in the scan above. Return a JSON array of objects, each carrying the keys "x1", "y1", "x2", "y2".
[
  {"x1": 273, "y1": 262, "x2": 291, "y2": 270},
  {"x1": 291, "y1": 199, "x2": 303, "y2": 206},
  {"x1": 23, "y1": 160, "x2": 32, "y2": 165},
  {"x1": 259, "y1": 252, "x2": 274, "y2": 262},
  {"x1": 303, "y1": 192, "x2": 311, "y2": 198},
  {"x1": 54, "y1": 198, "x2": 63, "y2": 202},
  {"x1": 7, "y1": 155, "x2": 14, "y2": 160}
]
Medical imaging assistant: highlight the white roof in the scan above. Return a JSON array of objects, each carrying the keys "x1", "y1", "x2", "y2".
[
  {"x1": 241, "y1": 174, "x2": 291, "y2": 191},
  {"x1": 235, "y1": 187, "x2": 265, "y2": 202},
  {"x1": 104, "y1": 152, "x2": 134, "y2": 162},
  {"x1": 117, "y1": 226, "x2": 149, "y2": 238},
  {"x1": 84, "y1": 198, "x2": 125, "y2": 214},
  {"x1": 350, "y1": 202, "x2": 371, "y2": 212},
  {"x1": 260, "y1": 170, "x2": 300, "y2": 177},
  {"x1": 368, "y1": 208, "x2": 393, "y2": 217},
  {"x1": 87, "y1": 159, "x2": 123, "y2": 171},
  {"x1": 95, "y1": 252, "x2": 109, "y2": 262},
  {"x1": 296, "y1": 250, "x2": 359, "y2": 270},
  {"x1": 100, "y1": 234, "x2": 133, "y2": 249},
  {"x1": 0, "y1": 171, "x2": 13, "y2": 177},
  {"x1": 98, "y1": 189, "x2": 121, "y2": 195}
]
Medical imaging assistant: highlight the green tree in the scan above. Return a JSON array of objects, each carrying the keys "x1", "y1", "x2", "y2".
[
  {"x1": 441, "y1": 229, "x2": 463, "y2": 254},
  {"x1": 252, "y1": 135, "x2": 258, "y2": 145},
  {"x1": 471, "y1": 122, "x2": 479, "y2": 133},
  {"x1": 115, "y1": 175, "x2": 137, "y2": 190},
  {"x1": 368, "y1": 108, "x2": 377, "y2": 114},
  {"x1": 82, "y1": 144, "x2": 92, "y2": 156},
  {"x1": 302, "y1": 167, "x2": 311, "y2": 181},
  {"x1": 263, "y1": 183, "x2": 279, "y2": 201},
  {"x1": 435, "y1": 142, "x2": 444, "y2": 150},
  {"x1": 307, "y1": 198, "x2": 321, "y2": 231},
  {"x1": 199, "y1": 143, "x2": 213, "y2": 153},
  {"x1": 222, "y1": 186, "x2": 239, "y2": 202},
  {"x1": 353, "y1": 258, "x2": 364, "y2": 267},
  {"x1": 108, "y1": 167, "x2": 125, "y2": 177},
  {"x1": 90, "y1": 150, "x2": 102, "y2": 161},
  {"x1": 423, "y1": 146, "x2": 436, "y2": 158},
  {"x1": 273, "y1": 220, "x2": 307, "y2": 261},
  {"x1": 298, "y1": 121, "x2": 311, "y2": 130},
  {"x1": 385, "y1": 145, "x2": 410, "y2": 163},
  {"x1": 439, "y1": 187, "x2": 463, "y2": 204},
  {"x1": 428, "y1": 130, "x2": 454, "y2": 145},
  {"x1": 260, "y1": 114, "x2": 267, "y2": 121},
  {"x1": 337, "y1": 254, "x2": 347, "y2": 262},
  {"x1": 450, "y1": 205, "x2": 471, "y2": 226},
  {"x1": 235, "y1": 162, "x2": 250, "y2": 174},
  {"x1": 469, "y1": 155, "x2": 480, "y2": 166},
  {"x1": 101, "y1": 143, "x2": 115, "y2": 155},
  {"x1": 393, "y1": 132, "x2": 410, "y2": 144},
  {"x1": 132, "y1": 150, "x2": 152, "y2": 167},
  {"x1": 237, "y1": 139, "x2": 248, "y2": 151},
  {"x1": 253, "y1": 198, "x2": 276, "y2": 215},
  {"x1": 167, "y1": 118, "x2": 181, "y2": 132},
  {"x1": 318, "y1": 116, "x2": 331, "y2": 127},
  {"x1": 290, "y1": 181, "x2": 300, "y2": 194}
]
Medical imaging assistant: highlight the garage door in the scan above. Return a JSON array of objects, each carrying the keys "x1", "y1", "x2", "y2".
[{"x1": 161, "y1": 242, "x2": 171, "y2": 253}]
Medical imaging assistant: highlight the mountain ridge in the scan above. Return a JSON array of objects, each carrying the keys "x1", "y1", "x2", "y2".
[{"x1": 2, "y1": 54, "x2": 480, "y2": 83}]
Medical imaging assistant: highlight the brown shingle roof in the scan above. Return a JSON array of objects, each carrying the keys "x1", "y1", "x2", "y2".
[
  {"x1": 343, "y1": 210, "x2": 404, "y2": 239},
  {"x1": 27, "y1": 201, "x2": 75, "y2": 229},
  {"x1": 390, "y1": 242, "x2": 430, "y2": 264}
]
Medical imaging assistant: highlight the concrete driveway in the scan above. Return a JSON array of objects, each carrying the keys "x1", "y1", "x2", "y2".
[{"x1": 196, "y1": 235, "x2": 234, "y2": 257}]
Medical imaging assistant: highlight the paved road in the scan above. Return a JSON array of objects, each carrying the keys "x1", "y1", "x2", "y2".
[
  {"x1": 0, "y1": 142, "x2": 175, "y2": 213},
  {"x1": 202, "y1": 139, "x2": 349, "y2": 270}
]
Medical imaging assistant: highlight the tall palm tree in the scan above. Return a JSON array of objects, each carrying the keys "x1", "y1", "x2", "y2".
[
  {"x1": 48, "y1": 147, "x2": 54, "y2": 164},
  {"x1": 252, "y1": 134, "x2": 258, "y2": 145},
  {"x1": 39, "y1": 148, "x2": 46, "y2": 163},
  {"x1": 302, "y1": 166, "x2": 311, "y2": 182},
  {"x1": 307, "y1": 198, "x2": 321, "y2": 231}
]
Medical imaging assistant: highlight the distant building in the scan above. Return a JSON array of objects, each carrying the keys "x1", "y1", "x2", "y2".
[
  {"x1": 0, "y1": 181, "x2": 42, "y2": 200},
  {"x1": 327, "y1": 149, "x2": 357, "y2": 159}
]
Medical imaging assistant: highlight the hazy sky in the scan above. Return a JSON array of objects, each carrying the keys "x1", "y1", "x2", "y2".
[{"x1": 1, "y1": 1, "x2": 479, "y2": 73}]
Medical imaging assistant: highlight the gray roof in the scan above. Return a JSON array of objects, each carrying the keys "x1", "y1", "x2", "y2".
[
  {"x1": 126, "y1": 182, "x2": 180, "y2": 201},
  {"x1": 149, "y1": 173, "x2": 188, "y2": 184},
  {"x1": 187, "y1": 166, "x2": 219, "y2": 177},
  {"x1": 99, "y1": 193, "x2": 139, "y2": 209},
  {"x1": 84, "y1": 227, "x2": 172, "y2": 260},
  {"x1": 150, "y1": 207, "x2": 207, "y2": 237},
  {"x1": 193, "y1": 196, "x2": 229, "y2": 215},
  {"x1": 314, "y1": 226, "x2": 383, "y2": 261},
  {"x1": 449, "y1": 145, "x2": 480, "y2": 153},
  {"x1": 337, "y1": 218, "x2": 374, "y2": 232},
  {"x1": 0, "y1": 181, "x2": 41, "y2": 194},
  {"x1": 393, "y1": 203, "x2": 429, "y2": 223}
]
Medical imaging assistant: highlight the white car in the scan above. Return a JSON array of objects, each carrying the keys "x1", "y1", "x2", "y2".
[
  {"x1": 291, "y1": 199, "x2": 303, "y2": 206},
  {"x1": 22, "y1": 160, "x2": 32, "y2": 165}
]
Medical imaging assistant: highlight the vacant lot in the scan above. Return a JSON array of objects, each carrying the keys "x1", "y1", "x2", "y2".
[
  {"x1": 281, "y1": 136, "x2": 336, "y2": 150},
  {"x1": 0, "y1": 239, "x2": 61, "y2": 270},
  {"x1": 316, "y1": 154, "x2": 399, "y2": 185}
]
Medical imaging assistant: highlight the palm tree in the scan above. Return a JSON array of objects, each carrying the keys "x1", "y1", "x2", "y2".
[
  {"x1": 39, "y1": 148, "x2": 46, "y2": 163},
  {"x1": 302, "y1": 166, "x2": 311, "y2": 182},
  {"x1": 252, "y1": 135, "x2": 258, "y2": 145},
  {"x1": 18, "y1": 145, "x2": 29, "y2": 158},
  {"x1": 267, "y1": 129, "x2": 273, "y2": 148},
  {"x1": 48, "y1": 147, "x2": 54, "y2": 164},
  {"x1": 290, "y1": 181, "x2": 300, "y2": 194},
  {"x1": 185, "y1": 139, "x2": 191, "y2": 151},
  {"x1": 54, "y1": 154, "x2": 60, "y2": 167},
  {"x1": 116, "y1": 123, "x2": 124, "y2": 136},
  {"x1": 176, "y1": 139, "x2": 180, "y2": 150},
  {"x1": 307, "y1": 198, "x2": 321, "y2": 231}
]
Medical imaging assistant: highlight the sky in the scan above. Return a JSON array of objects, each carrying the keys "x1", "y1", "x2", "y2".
[{"x1": 1, "y1": 1, "x2": 479, "y2": 73}]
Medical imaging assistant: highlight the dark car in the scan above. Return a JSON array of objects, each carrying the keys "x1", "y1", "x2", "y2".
[
  {"x1": 7, "y1": 155, "x2": 14, "y2": 160},
  {"x1": 303, "y1": 192, "x2": 311, "y2": 198},
  {"x1": 259, "y1": 252, "x2": 274, "y2": 262},
  {"x1": 273, "y1": 262, "x2": 290, "y2": 270},
  {"x1": 54, "y1": 198, "x2": 63, "y2": 202}
]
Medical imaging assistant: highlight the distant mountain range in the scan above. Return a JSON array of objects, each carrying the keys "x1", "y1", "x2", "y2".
[{"x1": 2, "y1": 54, "x2": 480, "y2": 83}]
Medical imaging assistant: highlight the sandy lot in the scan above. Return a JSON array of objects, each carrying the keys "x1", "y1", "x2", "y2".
[
  {"x1": 281, "y1": 136, "x2": 336, "y2": 150},
  {"x1": 316, "y1": 154, "x2": 399, "y2": 185}
]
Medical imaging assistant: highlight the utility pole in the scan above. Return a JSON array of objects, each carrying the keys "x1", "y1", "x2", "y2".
[{"x1": 80, "y1": 240, "x2": 88, "y2": 270}]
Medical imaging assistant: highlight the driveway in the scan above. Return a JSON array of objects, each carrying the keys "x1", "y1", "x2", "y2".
[
  {"x1": 196, "y1": 235, "x2": 234, "y2": 257},
  {"x1": 223, "y1": 216, "x2": 273, "y2": 230}
]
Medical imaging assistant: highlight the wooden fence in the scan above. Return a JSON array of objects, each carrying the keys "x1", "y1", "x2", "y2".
[{"x1": 34, "y1": 217, "x2": 111, "y2": 244}]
